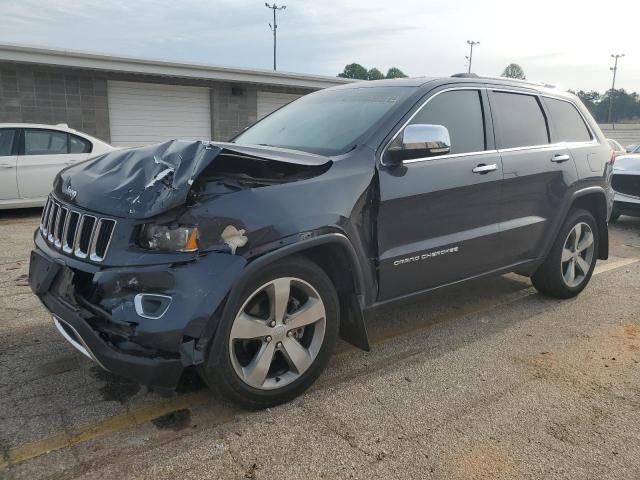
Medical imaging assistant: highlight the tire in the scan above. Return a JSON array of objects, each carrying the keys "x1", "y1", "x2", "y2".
[
  {"x1": 531, "y1": 208, "x2": 599, "y2": 299},
  {"x1": 609, "y1": 211, "x2": 620, "y2": 223},
  {"x1": 199, "y1": 255, "x2": 339, "y2": 409}
]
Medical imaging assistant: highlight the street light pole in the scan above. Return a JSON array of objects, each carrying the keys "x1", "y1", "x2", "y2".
[
  {"x1": 265, "y1": 3, "x2": 286, "y2": 71},
  {"x1": 466, "y1": 40, "x2": 480, "y2": 73},
  {"x1": 608, "y1": 53, "x2": 625, "y2": 127}
]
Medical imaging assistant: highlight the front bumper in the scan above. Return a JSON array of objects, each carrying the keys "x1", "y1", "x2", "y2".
[
  {"x1": 29, "y1": 231, "x2": 246, "y2": 388},
  {"x1": 613, "y1": 191, "x2": 640, "y2": 217}
]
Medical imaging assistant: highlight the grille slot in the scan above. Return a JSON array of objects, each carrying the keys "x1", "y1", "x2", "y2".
[
  {"x1": 39, "y1": 197, "x2": 116, "y2": 262},
  {"x1": 612, "y1": 174, "x2": 640, "y2": 198},
  {"x1": 63, "y1": 211, "x2": 80, "y2": 253},
  {"x1": 90, "y1": 219, "x2": 116, "y2": 261}
]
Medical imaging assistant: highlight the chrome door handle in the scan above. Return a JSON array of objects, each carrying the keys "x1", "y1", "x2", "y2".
[
  {"x1": 0, "y1": 164, "x2": 14, "y2": 168},
  {"x1": 472, "y1": 163, "x2": 497, "y2": 174},
  {"x1": 551, "y1": 154, "x2": 571, "y2": 163}
]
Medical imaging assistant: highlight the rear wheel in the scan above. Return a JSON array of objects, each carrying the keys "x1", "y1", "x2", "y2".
[
  {"x1": 531, "y1": 208, "x2": 599, "y2": 299},
  {"x1": 200, "y1": 256, "x2": 339, "y2": 409}
]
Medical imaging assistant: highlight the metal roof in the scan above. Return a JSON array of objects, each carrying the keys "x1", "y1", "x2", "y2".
[{"x1": 0, "y1": 43, "x2": 354, "y2": 90}]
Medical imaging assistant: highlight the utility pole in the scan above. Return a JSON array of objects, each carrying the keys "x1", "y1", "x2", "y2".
[
  {"x1": 466, "y1": 40, "x2": 480, "y2": 73},
  {"x1": 265, "y1": 3, "x2": 286, "y2": 71},
  {"x1": 608, "y1": 53, "x2": 625, "y2": 127}
]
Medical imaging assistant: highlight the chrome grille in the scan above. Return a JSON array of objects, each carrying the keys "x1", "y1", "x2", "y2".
[{"x1": 40, "y1": 197, "x2": 116, "y2": 262}]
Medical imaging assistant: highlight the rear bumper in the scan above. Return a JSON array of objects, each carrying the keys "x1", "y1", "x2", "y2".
[{"x1": 29, "y1": 230, "x2": 247, "y2": 389}]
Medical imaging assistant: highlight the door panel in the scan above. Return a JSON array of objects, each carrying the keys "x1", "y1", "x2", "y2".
[
  {"x1": 377, "y1": 151, "x2": 504, "y2": 301},
  {"x1": 0, "y1": 155, "x2": 18, "y2": 200},
  {"x1": 498, "y1": 145, "x2": 578, "y2": 263}
]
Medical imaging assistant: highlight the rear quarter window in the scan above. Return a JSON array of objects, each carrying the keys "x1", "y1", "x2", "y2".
[
  {"x1": 69, "y1": 134, "x2": 92, "y2": 153},
  {"x1": 543, "y1": 97, "x2": 592, "y2": 143}
]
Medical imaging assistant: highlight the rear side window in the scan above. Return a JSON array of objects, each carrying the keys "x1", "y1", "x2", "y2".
[
  {"x1": 25, "y1": 129, "x2": 68, "y2": 155},
  {"x1": 543, "y1": 97, "x2": 592, "y2": 143},
  {"x1": 0, "y1": 129, "x2": 16, "y2": 156},
  {"x1": 410, "y1": 90, "x2": 485, "y2": 154},
  {"x1": 491, "y1": 92, "x2": 549, "y2": 149},
  {"x1": 69, "y1": 134, "x2": 92, "y2": 153}
]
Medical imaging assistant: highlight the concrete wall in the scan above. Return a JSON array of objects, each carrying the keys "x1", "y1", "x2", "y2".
[
  {"x1": 0, "y1": 62, "x2": 315, "y2": 144},
  {"x1": 0, "y1": 64, "x2": 110, "y2": 141},
  {"x1": 599, "y1": 124, "x2": 640, "y2": 147}
]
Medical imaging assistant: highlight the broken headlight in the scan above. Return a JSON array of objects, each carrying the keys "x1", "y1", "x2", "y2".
[{"x1": 138, "y1": 224, "x2": 199, "y2": 252}]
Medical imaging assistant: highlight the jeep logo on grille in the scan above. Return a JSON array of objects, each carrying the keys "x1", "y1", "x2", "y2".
[{"x1": 63, "y1": 185, "x2": 78, "y2": 201}]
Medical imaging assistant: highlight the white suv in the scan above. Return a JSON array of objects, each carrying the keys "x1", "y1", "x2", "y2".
[{"x1": 0, "y1": 123, "x2": 115, "y2": 209}]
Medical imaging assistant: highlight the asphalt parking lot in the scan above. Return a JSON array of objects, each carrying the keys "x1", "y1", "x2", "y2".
[{"x1": 1, "y1": 209, "x2": 640, "y2": 480}]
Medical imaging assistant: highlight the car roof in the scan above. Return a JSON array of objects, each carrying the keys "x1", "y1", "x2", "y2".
[
  {"x1": 332, "y1": 74, "x2": 576, "y2": 100},
  {"x1": 0, "y1": 123, "x2": 110, "y2": 146}
]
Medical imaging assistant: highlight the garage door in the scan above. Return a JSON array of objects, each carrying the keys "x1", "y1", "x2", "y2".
[
  {"x1": 108, "y1": 81, "x2": 211, "y2": 147},
  {"x1": 257, "y1": 92, "x2": 302, "y2": 120}
]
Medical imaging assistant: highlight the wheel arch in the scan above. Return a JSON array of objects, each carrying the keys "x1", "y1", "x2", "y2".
[
  {"x1": 570, "y1": 187, "x2": 609, "y2": 260},
  {"x1": 201, "y1": 233, "x2": 371, "y2": 354}
]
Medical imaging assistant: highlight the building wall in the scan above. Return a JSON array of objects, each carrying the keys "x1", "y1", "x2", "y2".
[
  {"x1": 0, "y1": 62, "x2": 316, "y2": 144},
  {"x1": 0, "y1": 63, "x2": 111, "y2": 141}
]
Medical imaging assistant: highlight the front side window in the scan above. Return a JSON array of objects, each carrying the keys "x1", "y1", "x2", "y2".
[
  {"x1": 24, "y1": 129, "x2": 68, "y2": 155},
  {"x1": 0, "y1": 129, "x2": 16, "y2": 156},
  {"x1": 491, "y1": 92, "x2": 549, "y2": 149},
  {"x1": 234, "y1": 86, "x2": 415, "y2": 155},
  {"x1": 544, "y1": 97, "x2": 592, "y2": 143},
  {"x1": 408, "y1": 90, "x2": 486, "y2": 155}
]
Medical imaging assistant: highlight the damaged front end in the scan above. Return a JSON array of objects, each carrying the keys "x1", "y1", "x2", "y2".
[{"x1": 29, "y1": 140, "x2": 343, "y2": 388}]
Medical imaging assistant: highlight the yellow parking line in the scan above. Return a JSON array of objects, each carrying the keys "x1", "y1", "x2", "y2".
[
  {"x1": 2, "y1": 256, "x2": 638, "y2": 469},
  {"x1": 0, "y1": 391, "x2": 210, "y2": 469}
]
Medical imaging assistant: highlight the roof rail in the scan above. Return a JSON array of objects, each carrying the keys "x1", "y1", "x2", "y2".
[
  {"x1": 450, "y1": 73, "x2": 479, "y2": 78},
  {"x1": 450, "y1": 73, "x2": 556, "y2": 89}
]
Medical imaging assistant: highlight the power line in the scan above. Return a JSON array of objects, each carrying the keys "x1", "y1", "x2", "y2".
[{"x1": 265, "y1": 3, "x2": 286, "y2": 71}]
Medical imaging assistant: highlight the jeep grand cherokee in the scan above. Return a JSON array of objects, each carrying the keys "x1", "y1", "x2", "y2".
[{"x1": 29, "y1": 75, "x2": 614, "y2": 408}]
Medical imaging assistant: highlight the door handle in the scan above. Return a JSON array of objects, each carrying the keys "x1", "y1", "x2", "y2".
[
  {"x1": 472, "y1": 163, "x2": 497, "y2": 174},
  {"x1": 551, "y1": 154, "x2": 571, "y2": 163},
  {"x1": 0, "y1": 164, "x2": 14, "y2": 168}
]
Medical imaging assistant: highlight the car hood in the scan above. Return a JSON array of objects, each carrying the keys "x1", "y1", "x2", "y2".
[
  {"x1": 53, "y1": 140, "x2": 331, "y2": 219},
  {"x1": 613, "y1": 155, "x2": 640, "y2": 173}
]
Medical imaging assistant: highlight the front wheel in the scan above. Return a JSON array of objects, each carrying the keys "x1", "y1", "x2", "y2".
[
  {"x1": 200, "y1": 256, "x2": 339, "y2": 409},
  {"x1": 531, "y1": 208, "x2": 599, "y2": 299}
]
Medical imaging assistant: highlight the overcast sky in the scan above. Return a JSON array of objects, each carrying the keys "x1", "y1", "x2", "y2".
[{"x1": 0, "y1": 0, "x2": 638, "y2": 93}]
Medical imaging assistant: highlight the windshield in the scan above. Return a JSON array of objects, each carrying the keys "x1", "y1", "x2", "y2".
[{"x1": 233, "y1": 86, "x2": 414, "y2": 155}]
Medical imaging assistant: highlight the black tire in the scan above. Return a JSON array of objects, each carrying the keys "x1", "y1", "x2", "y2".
[
  {"x1": 609, "y1": 210, "x2": 620, "y2": 223},
  {"x1": 531, "y1": 208, "x2": 599, "y2": 299},
  {"x1": 199, "y1": 255, "x2": 339, "y2": 409}
]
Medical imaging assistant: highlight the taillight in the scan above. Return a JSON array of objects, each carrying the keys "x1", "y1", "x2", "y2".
[{"x1": 610, "y1": 149, "x2": 616, "y2": 166}]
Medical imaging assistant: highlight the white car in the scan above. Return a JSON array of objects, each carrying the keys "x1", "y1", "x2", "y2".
[{"x1": 0, "y1": 123, "x2": 115, "y2": 209}]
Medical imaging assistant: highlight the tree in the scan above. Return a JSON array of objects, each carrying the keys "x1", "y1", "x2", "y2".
[
  {"x1": 501, "y1": 63, "x2": 526, "y2": 80},
  {"x1": 367, "y1": 68, "x2": 385, "y2": 80},
  {"x1": 338, "y1": 63, "x2": 369, "y2": 80},
  {"x1": 386, "y1": 67, "x2": 408, "y2": 79}
]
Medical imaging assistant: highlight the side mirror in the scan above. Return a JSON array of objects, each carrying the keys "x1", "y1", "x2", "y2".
[{"x1": 385, "y1": 124, "x2": 451, "y2": 164}]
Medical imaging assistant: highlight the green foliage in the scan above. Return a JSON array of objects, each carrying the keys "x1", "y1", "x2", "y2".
[
  {"x1": 337, "y1": 64, "x2": 408, "y2": 80},
  {"x1": 338, "y1": 63, "x2": 369, "y2": 80},
  {"x1": 367, "y1": 68, "x2": 385, "y2": 80},
  {"x1": 385, "y1": 67, "x2": 408, "y2": 79},
  {"x1": 575, "y1": 89, "x2": 640, "y2": 123},
  {"x1": 501, "y1": 63, "x2": 526, "y2": 80}
]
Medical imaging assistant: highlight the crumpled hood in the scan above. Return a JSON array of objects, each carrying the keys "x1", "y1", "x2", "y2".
[{"x1": 53, "y1": 140, "x2": 331, "y2": 219}]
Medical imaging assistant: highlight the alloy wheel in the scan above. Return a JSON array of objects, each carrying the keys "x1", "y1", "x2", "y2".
[
  {"x1": 561, "y1": 222, "x2": 595, "y2": 288},
  {"x1": 228, "y1": 277, "x2": 326, "y2": 390}
]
